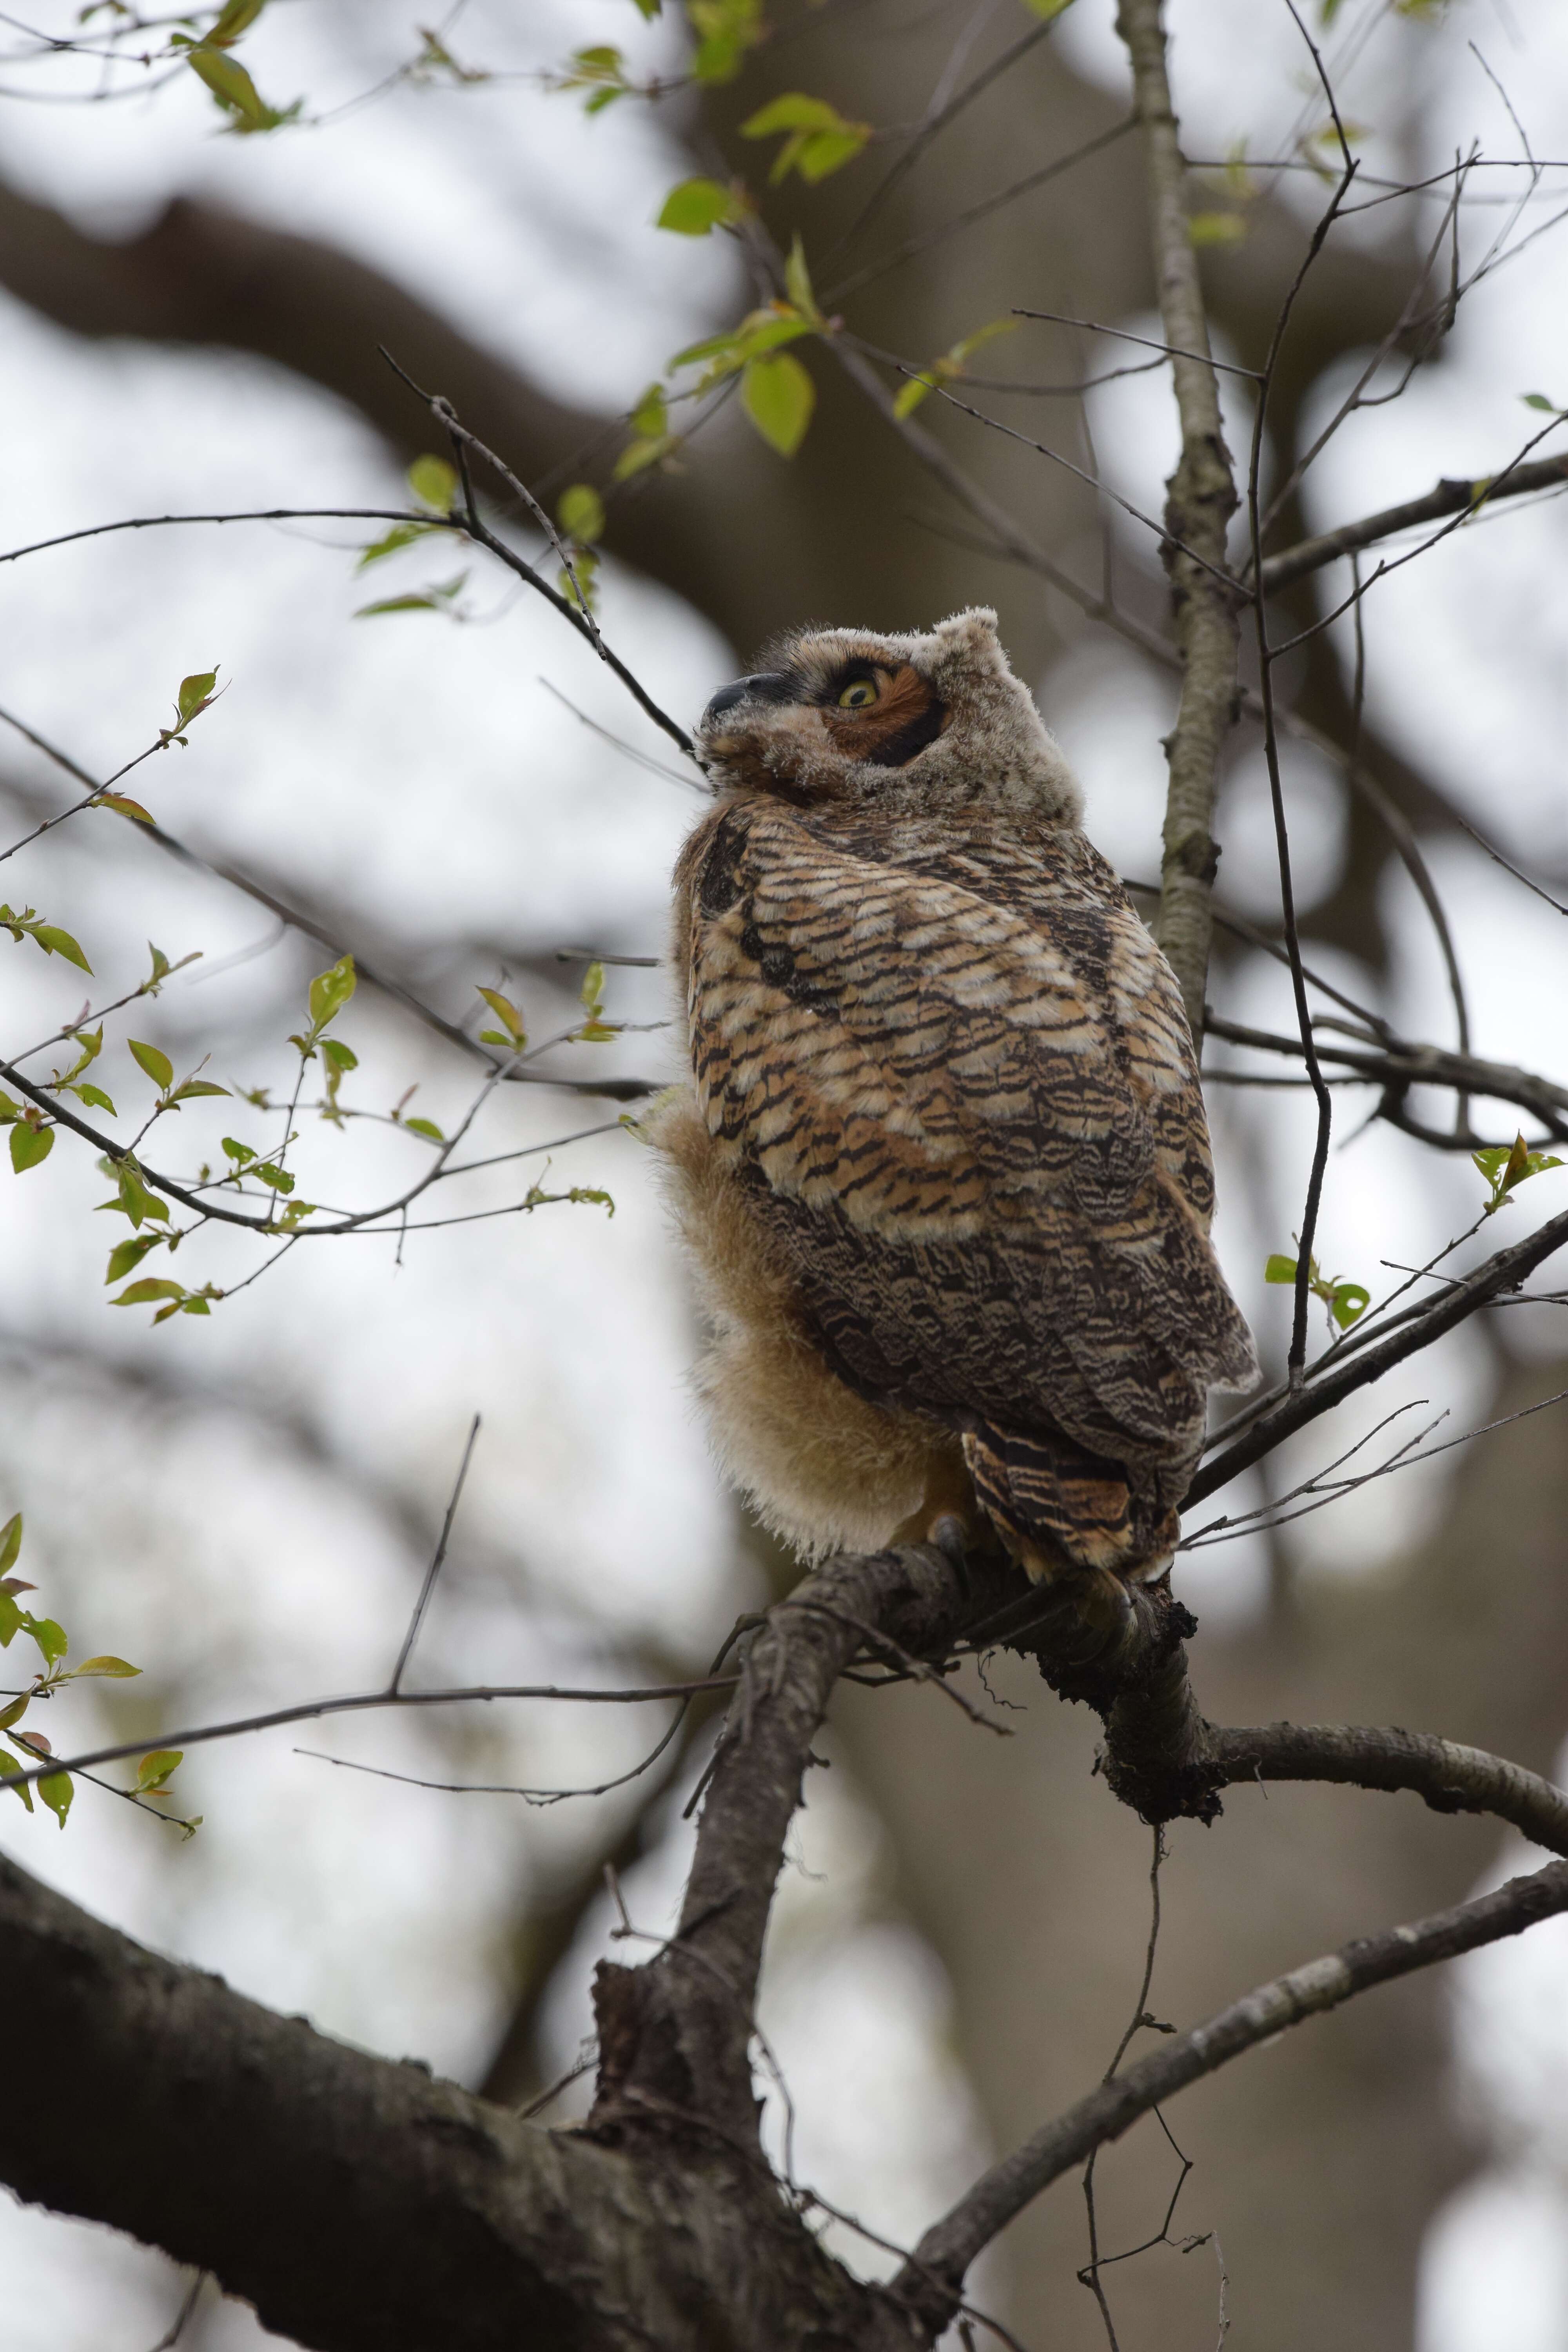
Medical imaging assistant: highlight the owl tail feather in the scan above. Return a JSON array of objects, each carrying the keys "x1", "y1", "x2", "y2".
[{"x1": 961, "y1": 1422, "x2": 1178, "y2": 1587}]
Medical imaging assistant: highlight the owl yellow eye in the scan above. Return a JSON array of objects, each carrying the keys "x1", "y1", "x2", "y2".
[{"x1": 838, "y1": 679, "x2": 878, "y2": 710}]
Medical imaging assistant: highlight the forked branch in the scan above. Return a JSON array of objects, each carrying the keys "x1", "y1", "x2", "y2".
[{"x1": 896, "y1": 1851, "x2": 1568, "y2": 2326}]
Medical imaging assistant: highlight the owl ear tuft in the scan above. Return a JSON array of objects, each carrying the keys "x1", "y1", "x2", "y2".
[{"x1": 930, "y1": 606, "x2": 1004, "y2": 667}]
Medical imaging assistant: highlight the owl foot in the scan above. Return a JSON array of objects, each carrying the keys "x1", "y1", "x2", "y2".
[{"x1": 890, "y1": 1455, "x2": 983, "y2": 1592}]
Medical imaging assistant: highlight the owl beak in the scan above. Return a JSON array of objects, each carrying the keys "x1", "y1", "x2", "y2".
[{"x1": 700, "y1": 671, "x2": 793, "y2": 730}]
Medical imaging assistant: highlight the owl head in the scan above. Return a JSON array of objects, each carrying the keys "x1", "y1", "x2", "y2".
[{"x1": 694, "y1": 607, "x2": 1083, "y2": 825}]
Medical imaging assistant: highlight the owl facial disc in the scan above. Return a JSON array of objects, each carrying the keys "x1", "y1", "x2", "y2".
[{"x1": 693, "y1": 608, "x2": 1084, "y2": 824}]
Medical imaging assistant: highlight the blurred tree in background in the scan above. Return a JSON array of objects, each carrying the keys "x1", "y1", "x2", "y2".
[{"x1": 2, "y1": 2, "x2": 1568, "y2": 2347}]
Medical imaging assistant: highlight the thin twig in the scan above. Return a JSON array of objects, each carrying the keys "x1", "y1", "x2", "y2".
[{"x1": 388, "y1": 1415, "x2": 481, "y2": 1693}]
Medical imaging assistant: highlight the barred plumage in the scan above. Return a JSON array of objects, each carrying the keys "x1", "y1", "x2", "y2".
[{"x1": 646, "y1": 610, "x2": 1257, "y2": 1583}]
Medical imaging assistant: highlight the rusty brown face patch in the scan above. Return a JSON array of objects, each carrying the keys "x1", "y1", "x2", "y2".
[{"x1": 822, "y1": 663, "x2": 949, "y2": 769}]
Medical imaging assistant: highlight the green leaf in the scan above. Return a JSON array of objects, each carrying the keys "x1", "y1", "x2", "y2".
[
  {"x1": 26, "y1": 1616, "x2": 66, "y2": 1668},
  {"x1": 1020, "y1": 0, "x2": 1074, "y2": 17},
  {"x1": 136, "y1": 1749, "x2": 183, "y2": 1793},
  {"x1": 580, "y1": 960, "x2": 606, "y2": 1014},
  {"x1": 30, "y1": 924, "x2": 93, "y2": 973},
  {"x1": 1188, "y1": 211, "x2": 1247, "y2": 247},
  {"x1": 356, "y1": 521, "x2": 431, "y2": 570},
  {"x1": 129, "y1": 1039, "x2": 174, "y2": 1091},
  {"x1": 209, "y1": 0, "x2": 269, "y2": 37},
  {"x1": 613, "y1": 434, "x2": 675, "y2": 482},
  {"x1": 2, "y1": 1763, "x2": 31, "y2": 1811},
  {"x1": 407, "y1": 455, "x2": 459, "y2": 514},
  {"x1": 250, "y1": 1162, "x2": 296, "y2": 1193},
  {"x1": 404, "y1": 1116, "x2": 445, "y2": 1141},
  {"x1": 112, "y1": 1277, "x2": 188, "y2": 1309},
  {"x1": 741, "y1": 91, "x2": 849, "y2": 136},
  {"x1": 319, "y1": 1038, "x2": 358, "y2": 1072},
  {"x1": 221, "y1": 1136, "x2": 257, "y2": 1163},
  {"x1": 73, "y1": 1082, "x2": 117, "y2": 1113},
  {"x1": 71, "y1": 1655, "x2": 142, "y2": 1678},
  {"x1": 893, "y1": 371, "x2": 937, "y2": 419},
  {"x1": 168, "y1": 1079, "x2": 230, "y2": 1102},
  {"x1": 657, "y1": 176, "x2": 737, "y2": 234},
  {"x1": 0, "y1": 1515, "x2": 18, "y2": 1574},
  {"x1": 1263, "y1": 1253, "x2": 1299, "y2": 1284},
  {"x1": 308, "y1": 955, "x2": 356, "y2": 1028},
  {"x1": 800, "y1": 129, "x2": 868, "y2": 182},
  {"x1": 783, "y1": 235, "x2": 820, "y2": 321},
  {"x1": 475, "y1": 985, "x2": 526, "y2": 1044},
  {"x1": 1474, "y1": 1130, "x2": 1565, "y2": 1211},
  {"x1": 38, "y1": 1769, "x2": 73, "y2": 1828},
  {"x1": 9, "y1": 1123, "x2": 53, "y2": 1173},
  {"x1": 741, "y1": 350, "x2": 815, "y2": 457},
  {"x1": 557, "y1": 483, "x2": 606, "y2": 544},
  {"x1": 0, "y1": 1695, "x2": 27, "y2": 1731},
  {"x1": 0, "y1": 1089, "x2": 20, "y2": 1122},
  {"x1": 106, "y1": 1230, "x2": 164, "y2": 1284},
  {"x1": 0, "y1": 1587, "x2": 22, "y2": 1649},
  {"x1": 671, "y1": 327, "x2": 745, "y2": 369},
  {"x1": 355, "y1": 592, "x2": 443, "y2": 617},
  {"x1": 1521, "y1": 393, "x2": 1562, "y2": 414},
  {"x1": 740, "y1": 94, "x2": 869, "y2": 184},
  {"x1": 108, "y1": 1159, "x2": 169, "y2": 1226},
  {"x1": 630, "y1": 383, "x2": 668, "y2": 439},
  {"x1": 1329, "y1": 1282, "x2": 1370, "y2": 1330},
  {"x1": 94, "y1": 792, "x2": 155, "y2": 823},
  {"x1": 175, "y1": 668, "x2": 219, "y2": 725},
  {"x1": 182, "y1": 43, "x2": 294, "y2": 130},
  {"x1": 689, "y1": 0, "x2": 764, "y2": 83}
]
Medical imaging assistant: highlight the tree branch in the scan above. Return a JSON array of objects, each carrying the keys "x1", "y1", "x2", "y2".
[
  {"x1": 896, "y1": 1853, "x2": 1568, "y2": 2325},
  {"x1": 1258, "y1": 453, "x2": 1568, "y2": 596},
  {"x1": 0, "y1": 1851, "x2": 911, "y2": 2352},
  {"x1": 1205, "y1": 1013, "x2": 1568, "y2": 1144},
  {"x1": 1207, "y1": 1722, "x2": 1568, "y2": 1853},
  {"x1": 1115, "y1": 0, "x2": 1242, "y2": 1042},
  {"x1": 1189, "y1": 1202, "x2": 1568, "y2": 1503}
]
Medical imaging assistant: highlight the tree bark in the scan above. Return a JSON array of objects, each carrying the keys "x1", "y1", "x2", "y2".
[{"x1": 0, "y1": 1849, "x2": 919, "y2": 2352}]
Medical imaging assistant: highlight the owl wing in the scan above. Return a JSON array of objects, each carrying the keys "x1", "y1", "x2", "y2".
[{"x1": 679, "y1": 796, "x2": 1256, "y2": 1565}]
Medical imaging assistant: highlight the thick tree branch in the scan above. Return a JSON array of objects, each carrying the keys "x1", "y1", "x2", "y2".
[
  {"x1": 1207, "y1": 1722, "x2": 1568, "y2": 1854},
  {"x1": 588, "y1": 1542, "x2": 978, "y2": 2146},
  {"x1": 588, "y1": 1541, "x2": 1256, "y2": 2176},
  {"x1": 0, "y1": 1851, "x2": 913, "y2": 2352},
  {"x1": 895, "y1": 1853, "x2": 1568, "y2": 2325},
  {"x1": 1115, "y1": 0, "x2": 1242, "y2": 1042}
]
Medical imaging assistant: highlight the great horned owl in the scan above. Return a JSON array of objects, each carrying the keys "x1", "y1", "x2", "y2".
[{"x1": 645, "y1": 608, "x2": 1257, "y2": 1585}]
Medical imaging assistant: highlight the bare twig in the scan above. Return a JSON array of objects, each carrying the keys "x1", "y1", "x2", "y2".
[
  {"x1": 1204, "y1": 1014, "x2": 1568, "y2": 1144},
  {"x1": 388, "y1": 1415, "x2": 480, "y2": 1693},
  {"x1": 1187, "y1": 1203, "x2": 1568, "y2": 1503},
  {"x1": 1258, "y1": 453, "x2": 1568, "y2": 594},
  {"x1": 0, "y1": 1674, "x2": 742, "y2": 1798}
]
